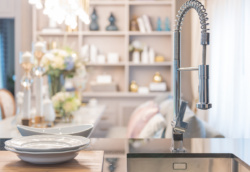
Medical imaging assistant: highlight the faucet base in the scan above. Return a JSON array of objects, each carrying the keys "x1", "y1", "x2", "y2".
[
  {"x1": 171, "y1": 140, "x2": 186, "y2": 153},
  {"x1": 171, "y1": 132, "x2": 186, "y2": 153}
]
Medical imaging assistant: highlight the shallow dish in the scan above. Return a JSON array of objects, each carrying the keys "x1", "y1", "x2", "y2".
[
  {"x1": 5, "y1": 135, "x2": 90, "y2": 152},
  {"x1": 17, "y1": 124, "x2": 93, "y2": 137},
  {"x1": 5, "y1": 146, "x2": 88, "y2": 164}
]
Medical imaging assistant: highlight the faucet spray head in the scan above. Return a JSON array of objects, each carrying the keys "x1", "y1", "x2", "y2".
[{"x1": 197, "y1": 65, "x2": 212, "y2": 110}]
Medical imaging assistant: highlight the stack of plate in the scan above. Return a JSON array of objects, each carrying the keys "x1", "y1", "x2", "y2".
[{"x1": 5, "y1": 135, "x2": 90, "y2": 164}]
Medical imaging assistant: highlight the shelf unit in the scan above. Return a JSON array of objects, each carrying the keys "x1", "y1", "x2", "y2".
[
  {"x1": 82, "y1": 91, "x2": 172, "y2": 98},
  {"x1": 32, "y1": 0, "x2": 175, "y2": 97}
]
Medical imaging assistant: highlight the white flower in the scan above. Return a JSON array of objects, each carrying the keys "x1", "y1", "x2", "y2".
[
  {"x1": 51, "y1": 56, "x2": 65, "y2": 70},
  {"x1": 132, "y1": 40, "x2": 143, "y2": 50},
  {"x1": 59, "y1": 50, "x2": 68, "y2": 57},
  {"x1": 41, "y1": 53, "x2": 54, "y2": 68},
  {"x1": 52, "y1": 91, "x2": 81, "y2": 114},
  {"x1": 72, "y1": 53, "x2": 77, "y2": 62}
]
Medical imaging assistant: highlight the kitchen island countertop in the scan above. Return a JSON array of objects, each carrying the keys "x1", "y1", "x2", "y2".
[{"x1": 0, "y1": 138, "x2": 249, "y2": 171}]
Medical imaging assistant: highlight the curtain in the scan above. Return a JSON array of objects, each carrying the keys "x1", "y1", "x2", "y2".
[{"x1": 207, "y1": 0, "x2": 250, "y2": 138}]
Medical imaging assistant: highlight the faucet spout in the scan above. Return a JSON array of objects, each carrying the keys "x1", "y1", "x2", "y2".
[
  {"x1": 172, "y1": 0, "x2": 212, "y2": 152},
  {"x1": 197, "y1": 65, "x2": 212, "y2": 109}
]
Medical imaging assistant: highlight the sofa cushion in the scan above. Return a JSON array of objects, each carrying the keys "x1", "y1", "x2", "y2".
[
  {"x1": 138, "y1": 113, "x2": 166, "y2": 138},
  {"x1": 127, "y1": 101, "x2": 159, "y2": 138}
]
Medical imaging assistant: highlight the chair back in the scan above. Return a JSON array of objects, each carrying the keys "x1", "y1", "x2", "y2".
[{"x1": 0, "y1": 89, "x2": 16, "y2": 119}]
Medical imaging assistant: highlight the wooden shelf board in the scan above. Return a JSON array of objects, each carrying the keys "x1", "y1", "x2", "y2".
[
  {"x1": 129, "y1": 62, "x2": 172, "y2": 66},
  {"x1": 81, "y1": 31, "x2": 125, "y2": 36},
  {"x1": 89, "y1": 1, "x2": 172, "y2": 5},
  {"x1": 36, "y1": 32, "x2": 79, "y2": 36},
  {"x1": 86, "y1": 63, "x2": 126, "y2": 66},
  {"x1": 37, "y1": 31, "x2": 126, "y2": 36},
  {"x1": 129, "y1": 31, "x2": 172, "y2": 36},
  {"x1": 83, "y1": 91, "x2": 171, "y2": 97},
  {"x1": 90, "y1": 1, "x2": 126, "y2": 5},
  {"x1": 129, "y1": 1, "x2": 172, "y2": 5}
]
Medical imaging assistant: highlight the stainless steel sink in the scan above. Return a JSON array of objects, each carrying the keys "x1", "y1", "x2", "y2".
[{"x1": 127, "y1": 153, "x2": 250, "y2": 172}]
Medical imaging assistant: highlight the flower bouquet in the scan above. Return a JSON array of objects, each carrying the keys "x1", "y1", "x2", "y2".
[
  {"x1": 52, "y1": 92, "x2": 81, "y2": 122},
  {"x1": 41, "y1": 48, "x2": 87, "y2": 97}
]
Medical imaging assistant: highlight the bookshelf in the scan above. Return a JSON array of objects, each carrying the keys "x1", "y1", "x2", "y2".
[
  {"x1": 32, "y1": 0, "x2": 175, "y2": 128},
  {"x1": 33, "y1": 0, "x2": 175, "y2": 97}
]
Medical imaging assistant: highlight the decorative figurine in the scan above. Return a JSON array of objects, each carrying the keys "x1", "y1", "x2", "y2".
[
  {"x1": 130, "y1": 16, "x2": 139, "y2": 31},
  {"x1": 89, "y1": 8, "x2": 99, "y2": 31},
  {"x1": 106, "y1": 13, "x2": 118, "y2": 31},
  {"x1": 153, "y1": 72, "x2": 163, "y2": 83},
  {"x1": 20, "y1": 52, "x2": 34, "y2": 126},
  {"x1": 33, "y1": 42, "x2": 46, "y2": 126},
  {"x1": 156, "y1": 17, "x2": 162, "y2": 31},
  {"x1": 130, "y1": 80, "x2": 139, "y2": 92},
  {"x1": 165, "y1": 17, "x2": 171, "y2": 31}
]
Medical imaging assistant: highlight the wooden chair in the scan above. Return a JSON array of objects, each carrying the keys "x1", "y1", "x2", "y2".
[
  {"x1": 0, "y1": 89, "x2": 16, "y2": 119},
  {"x1": 0, "y1": 103, "x2": 3, "y2": 120}
]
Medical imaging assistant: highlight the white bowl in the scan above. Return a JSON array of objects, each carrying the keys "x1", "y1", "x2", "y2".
[
  {"x1": 17, "y1": 124, "x2": 93, "y2": 137},
  {"x1": 5, "y1": 135, "x2": 90, "y2": 152},
  {"x1": 5, "y1": 145, "x2": 88, "y2": 164}
]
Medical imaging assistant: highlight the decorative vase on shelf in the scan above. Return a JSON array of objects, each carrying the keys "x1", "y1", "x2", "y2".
[
  {"x1": 89, "y1": 8, "x2": 99, "y2": 31},
  {"x1": 132, "y1": 50, "x2": 140, "y2": 63},
  {"x1": 130, "y1": 16, "x2": 139, "y2": 31},
  {"x1": 153, "y1": 72, "x2": 163, "y2": 83},
  {"x1": 165, "y1": 17, "x2": 171, "y2": 31},
  {"x1": 130, "y1": 80, "x2": 138, "y2": 92},
  {"x1": 156, "y1": 17, "x2": 162, "y2": 31},
  {"x1": 141, "y1": 46, "x2": 149, "y2": 64},
  {"x1": 47, "y1": 74, "x2": 65, "y2": 98},
  {"x1": 106, "y1": 13, "x2": 118, "y2": 31}
]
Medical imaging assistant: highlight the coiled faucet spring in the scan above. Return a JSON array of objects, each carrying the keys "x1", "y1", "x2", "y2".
[
  {"x1": 175, "y1": 0, "x2": 209, "y2": 33},
  {"x1": 172, "y1": 0, "x2": 212, "y2": 153}
]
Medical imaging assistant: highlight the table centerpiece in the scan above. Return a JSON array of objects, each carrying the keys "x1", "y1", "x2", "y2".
[
  {"x1": 41, "y1": 48, "x2": 87, "y2": 97},
  {"x1": 52, "y1": 91, "x2": 81, "y2": 122}
]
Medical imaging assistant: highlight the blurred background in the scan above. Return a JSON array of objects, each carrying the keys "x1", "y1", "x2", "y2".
[{"x1": 0, "y1": 0, "x2": 249, "y2": 139}]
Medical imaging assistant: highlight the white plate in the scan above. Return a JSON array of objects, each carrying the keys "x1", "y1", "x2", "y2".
[
  {"x1": 17, "y1": 124, "x2": 93, "y2": 137},
  {"x1": 5, "y1": 135, "x2": 90, "y2": 152},
  {"x1": 5, "y1": 146, "x2": 88, "y2": 164}
]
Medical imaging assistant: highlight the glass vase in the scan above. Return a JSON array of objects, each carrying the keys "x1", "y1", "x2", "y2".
[{"x1": 47, "y1": 74, "x2": 65, "y2": 97}]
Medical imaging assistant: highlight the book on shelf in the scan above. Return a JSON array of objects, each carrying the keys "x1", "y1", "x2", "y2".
[
  {"x1": 137, "y1": 17, "x2": 146, "y2": 33},
  {"x1": 142, "y1": 15, "x2": 152, "y2": 32}
]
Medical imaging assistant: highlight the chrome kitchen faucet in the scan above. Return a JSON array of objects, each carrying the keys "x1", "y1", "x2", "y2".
[{"x1": 172, "y1": 0, "x2": 212, "y2": 152}]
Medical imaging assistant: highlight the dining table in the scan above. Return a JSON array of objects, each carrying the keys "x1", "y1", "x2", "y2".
[{"x1": 0, "y1": 104, "x2": 106, "y2": 138}]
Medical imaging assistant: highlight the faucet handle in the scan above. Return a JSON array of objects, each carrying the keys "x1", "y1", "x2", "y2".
[{"x1": 174, "y1": 101, "x2": 188, "y2": 133}]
